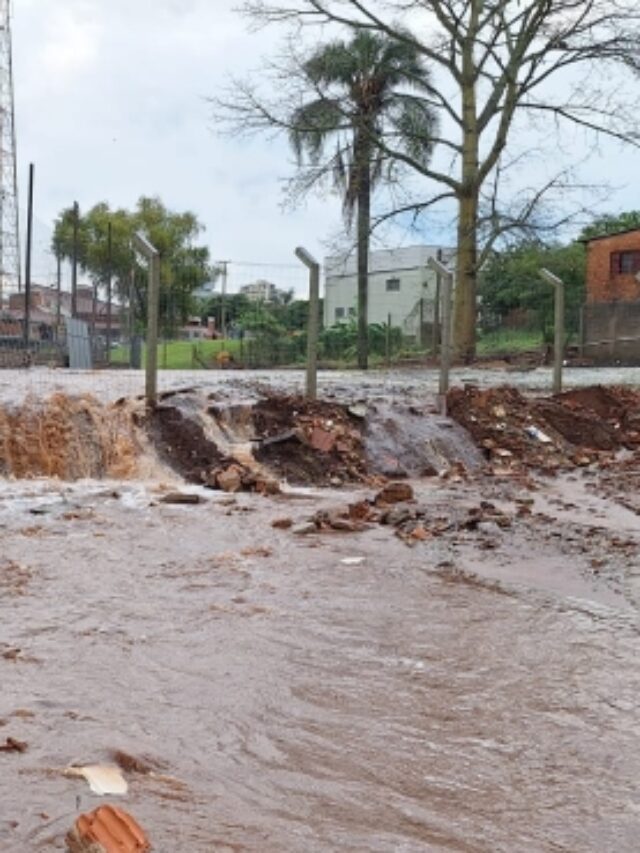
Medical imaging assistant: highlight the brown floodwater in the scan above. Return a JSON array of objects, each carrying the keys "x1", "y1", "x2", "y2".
[{"x1": 1, "y1": 472, "x2": 640, "y2": 852}]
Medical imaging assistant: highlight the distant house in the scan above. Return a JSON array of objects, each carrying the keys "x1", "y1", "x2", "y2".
[
  {"x1": 582, "y1": 228, "x2": 640, "y2": 363},
  {"x1": 7, "y1": 283, "x2": 122, "y2": 340},
  {"x1": 180, "y1": 317, "x2": 217, "y2": 341},
  {"x1": 324, "y1": 244, "x2": 455, "y2": 340}
]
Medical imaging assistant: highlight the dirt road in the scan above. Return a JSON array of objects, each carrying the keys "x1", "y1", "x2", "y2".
[{"x1": 3, "y1": 363, "x2": 640, "y2": 404}]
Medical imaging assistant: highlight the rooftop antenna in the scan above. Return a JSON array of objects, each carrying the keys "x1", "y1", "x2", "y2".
[{"x1": 0, "y1": 0, "x2": 20, "y2": 307}]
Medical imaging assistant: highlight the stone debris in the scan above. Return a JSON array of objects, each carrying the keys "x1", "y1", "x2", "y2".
[
  {"x1": 374, "y1": 482, "x2": 415, "y2": 505},
  {"x1": 0, "y1": 736, "x2": 28, "y2": 753},
  {"x1": 447, "y1": 384, "x2": 640, "y2": 472},
  {"x1": 66, "y1": 805, "x2": 150, "y2": 853},
  {"x1": 254, "y1": 395, "x2": 367, "y2": 486},
  {"x1": 215, "y1": 464, "x2": 244, "y2": 493},
  {"x1": 159, "y1": 492, "x2": 203, "y2": 505},
  {"x1": 290, "y1": 491, "x2": 515, "y2": 547}
]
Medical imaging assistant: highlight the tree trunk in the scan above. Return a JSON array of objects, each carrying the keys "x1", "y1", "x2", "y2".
[
  {"x1": 454, "y1": 37, "x2": 480, "y2": 362},
  {"x1": 356, "y1": 140, "x2": 371, "y2": 370},
  {"x1": 453, "y1": 189, "x2": 478, "y2": 362}
]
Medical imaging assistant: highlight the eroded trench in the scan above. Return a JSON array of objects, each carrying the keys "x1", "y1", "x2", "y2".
[{"x1": 0, "y1": 388, "x2": 484, "y2": 488}]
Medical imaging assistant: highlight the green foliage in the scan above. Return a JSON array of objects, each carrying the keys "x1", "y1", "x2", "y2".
[
  {"x1": 319, "y1": 320, "x2": 402, "y2": 360},
  {"x1": 290, "y1": 30, "x2": 438, "y2": 219},
  {"x1": 239, "y1": 304, "x2": 286, "y2": 337},
  {"x1": 479, "y1": 240, "x2": 586, "y2": 343},
  {"x1": 580, "y1": 211, "x2": 640, "y2": 241},
  {"x1": 52, "y1": 197, "x2": 212, "y2": 329}
]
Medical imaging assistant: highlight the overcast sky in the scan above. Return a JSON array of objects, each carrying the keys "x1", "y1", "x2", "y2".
[{"x1": 12, "y1": 0, "x2": 639, "y2": 291}]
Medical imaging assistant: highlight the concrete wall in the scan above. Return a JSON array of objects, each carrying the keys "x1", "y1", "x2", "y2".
[
  {"x1": 586, "y1": 230, "x2": 640, "y2": 303},
  {"x1": 324, "y1": 245, "x2": 455, "y2": 334},
  {"x1": 583, "y1": 301, "x2": 640, "y2": 364}
]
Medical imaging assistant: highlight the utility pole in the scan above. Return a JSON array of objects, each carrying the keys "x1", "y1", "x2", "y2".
[
  {"x1": 71, "y1": 201, "x2": 79, "y2": 318},
  {"x1": 23, "y1": 162, "x2": 33, "y2": 347},
  {"x1": 0, "y1": 0, "x2": 21, "y2": 306}
]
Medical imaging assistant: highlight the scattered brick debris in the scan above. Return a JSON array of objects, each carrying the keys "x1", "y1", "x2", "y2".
[
  {"x1": 66, "y1": 805, "x2": 150, "y2": 853},
  {"x1": 0, "y1": 737, "x2": 28, "y2": 753}
]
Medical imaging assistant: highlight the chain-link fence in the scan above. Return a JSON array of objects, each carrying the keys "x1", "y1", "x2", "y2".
[{"x1": 477, "y1": 279, "x2": 581, "y2": 365}]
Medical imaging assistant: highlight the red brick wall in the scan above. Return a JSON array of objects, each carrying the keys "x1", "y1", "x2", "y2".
[{"x1": 586, "y1": 230, "x2": 640, "y2": 303}]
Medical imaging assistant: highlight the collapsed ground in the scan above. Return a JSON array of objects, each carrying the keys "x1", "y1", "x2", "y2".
[{"x1": 2, "y1": 382, "x2": 640, "y2": 850}]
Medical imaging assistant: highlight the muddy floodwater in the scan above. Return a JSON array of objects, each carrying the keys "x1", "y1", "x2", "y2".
[{"x1": 2, "y1": 465, "x2": 640, "y2": 851}]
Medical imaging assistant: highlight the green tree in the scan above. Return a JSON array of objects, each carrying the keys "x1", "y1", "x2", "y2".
[
  {"x1": 480, "y1": 240, "x2": 586, "y2": 342},
  {"x1": 200, "y1": 293, "x2": 252, "y2": 332},
  {"x1": 580, "y1": 211, "x2": 640, "y2": 241},
  {"x1": 52, "y1": 197, "x2": 212, "y2": 329}
]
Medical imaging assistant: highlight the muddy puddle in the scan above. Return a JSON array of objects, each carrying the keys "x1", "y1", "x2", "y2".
[{"x1": 1, "y1": 383, "x2": 640, "y2": 851}]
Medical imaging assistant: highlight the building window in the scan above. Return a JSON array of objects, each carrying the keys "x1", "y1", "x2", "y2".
[
  {"x1": 611, "y1": 250, "x2": 640, "y2": 276},
  {"x1": 386, "y1": 277, "x2": 401, "y2": 292},
  {"x1": 335, "y1": 307, "x2": 345, "y2": 320},
  {"x1": 348, "y1": 307, "x2": 356, "y2": 317}
]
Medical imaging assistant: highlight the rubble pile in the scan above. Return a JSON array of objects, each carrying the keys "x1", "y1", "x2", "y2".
[
  {"x1": 252, "y1": 395, "x2": 368, "y2": 486},
  {"x1": 146, "y1": 394, "x2": 369, "y2": 491},
  {"x1": 447, "y1": 385, "x2": 640, "y2": 471},
  {"x1": 292, "y1": 483, "x2": 515, "y2": 546}
]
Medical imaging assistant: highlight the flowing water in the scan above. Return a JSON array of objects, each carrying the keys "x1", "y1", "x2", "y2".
[{"x1": 1, "y1": 389, "x2": 639, "y2": 851}]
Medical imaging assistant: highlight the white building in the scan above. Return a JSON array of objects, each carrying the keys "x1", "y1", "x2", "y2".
[
  {"x1": 324, "y1": 244, "x2": 455, "y2": 338},
  {"x1": 240, "y1": 280, "x2": 278, "y2": 303}
]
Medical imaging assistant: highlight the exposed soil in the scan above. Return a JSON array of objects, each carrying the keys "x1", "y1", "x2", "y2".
[
  {"x1": 253, "y1": 395, "x2": 366, "y2": 486},
  {"x1": 145, "y1": 405, "x2": 226, "y2": 484},
  {"x1": 447, "y1": 384, "x2": 640, "y2": 471}
]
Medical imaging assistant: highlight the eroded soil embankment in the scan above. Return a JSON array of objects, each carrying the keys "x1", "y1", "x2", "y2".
[
  {"x1": 2, "y1": 384, "x2": 639, "y2": 489},
  {"x1": 0, "y1": 390, "x2": 478, "y2": 487},
  {"x1": 447, "y1": 384, "x2": 640, "y2": 471}
]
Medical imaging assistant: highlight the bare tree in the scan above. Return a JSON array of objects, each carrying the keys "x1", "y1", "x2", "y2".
[{"x1": 240, "y1": 0, "x2": 640, "y2": 359}]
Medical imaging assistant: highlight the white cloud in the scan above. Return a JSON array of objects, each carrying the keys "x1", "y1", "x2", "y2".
[{"x1": 40, "y1": 5, "x2": 101, "y2": 81}]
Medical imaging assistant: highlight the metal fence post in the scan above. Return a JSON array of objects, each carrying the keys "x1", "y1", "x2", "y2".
[
  {"x1": 428, "y1": 256, "x2": 454, "y2": 406},
  {"x1": 295, "y1": 247, "x2": 320, "y2": 401},
  {"x1": 540, "y1": 268, "x2": 565, "y2": 394},
  {"x1": 133, "y1": 232, "x2": 160, "y2": 407}
]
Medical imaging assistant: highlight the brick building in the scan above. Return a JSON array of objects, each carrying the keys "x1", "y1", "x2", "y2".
[
  {"x1": 6, "y1": 283, "x2": 122, "y2": 339},
  {"x1": 586, "y1": 228, "x2": 640, "y2": 303},
  {"x1": 583, "y1": 228, "x2": 640, "y2": 363}
]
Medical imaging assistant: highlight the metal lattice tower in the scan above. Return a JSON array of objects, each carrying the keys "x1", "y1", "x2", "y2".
[{"x1": 0, "y1": 0, "x2": 20, "y2": 305}]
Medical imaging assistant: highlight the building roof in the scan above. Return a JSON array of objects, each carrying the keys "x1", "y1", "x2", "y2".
[
  {"x1": 325, "y1": 244, "x2": 455, "y2": 278},
  {"x1": 581, "y1": 226, "x2": 640, "y2": 244}
]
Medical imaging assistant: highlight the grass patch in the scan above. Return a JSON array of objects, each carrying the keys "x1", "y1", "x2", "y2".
[
  {"x1": 477, "y1": 328, "x2": 544, "y2": 356},
  {"x1": 110, "y1": 339, "x2": 243, "y2": 369}
]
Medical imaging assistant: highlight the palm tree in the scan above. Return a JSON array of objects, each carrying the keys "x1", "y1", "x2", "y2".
[{"x1": 289, "y1": 31, "x2": 438, "y2": 369}]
